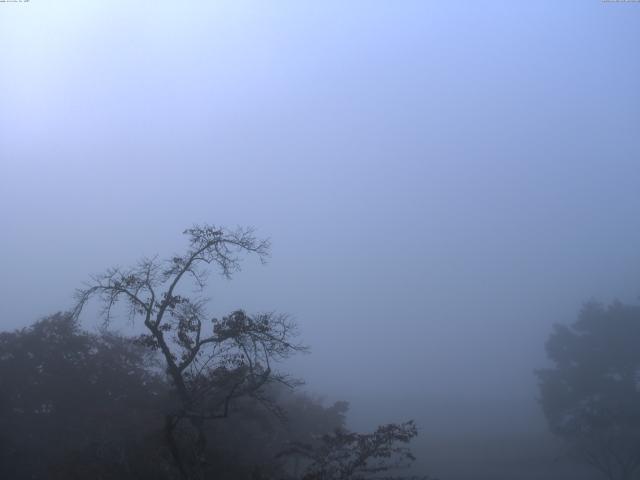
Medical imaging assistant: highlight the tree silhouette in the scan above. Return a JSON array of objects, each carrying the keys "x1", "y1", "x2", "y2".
[
  {"x1": 280, "y1": 421, "x2": 424, "y2": 480},
  {"x1": 537, "y1": 301, "x2": 640, "y2": 480},
  {"x1": 73, "y1": 225, "x2": 306, "y2": 479}
]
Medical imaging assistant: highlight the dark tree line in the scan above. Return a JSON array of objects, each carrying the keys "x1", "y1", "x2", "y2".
[
  {"x1": 0, "y1": 312, "x2": 358, "y2": 479},
  {"x1": 0, "y1": 313, "x2": 168, "y2": 479},
  {"x1": 1, "y1": 225, "x2": 427, "y2": 480}
]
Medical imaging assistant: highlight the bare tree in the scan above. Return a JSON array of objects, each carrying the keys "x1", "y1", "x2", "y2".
[{"x1": 73, "y1": 225, "x2": 307, "y2": 479}]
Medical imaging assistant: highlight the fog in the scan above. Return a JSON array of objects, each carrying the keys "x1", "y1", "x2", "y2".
[{"x1": 1, "y1": 2, "x2": 639, "y2": 479}]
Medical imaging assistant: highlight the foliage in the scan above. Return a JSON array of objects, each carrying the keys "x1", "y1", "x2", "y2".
[
  {"x1": 0, "y1": 314, "x2": 357, "y2": 479},
  {"x1": 536, "y1": 301, "x2": 640, "y2": 480},
  {"x1": 0, "y1": 312, "x2": 168, "y2": 479},
  {"x1": 281, "y1": 421, "x2": 423, "y2": 480},
  {"x1": 72, "y1": 224, "x2": 306, "y2": 478},
  {"x1": 1, "y1": 225, "x2": 424, "y2": 479}
]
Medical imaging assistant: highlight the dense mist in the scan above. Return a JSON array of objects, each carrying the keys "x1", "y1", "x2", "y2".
[{"x1": 1, "y1": 2, "x2": 639, "y2": 479}]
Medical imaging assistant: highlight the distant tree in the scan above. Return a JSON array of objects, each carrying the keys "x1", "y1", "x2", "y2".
[
  {"x1": 72, "y1": 225, "x2": 306, "y2": 479},
  {"x1": 536, "y1": 301, "x2": 640, "y2": 480}
]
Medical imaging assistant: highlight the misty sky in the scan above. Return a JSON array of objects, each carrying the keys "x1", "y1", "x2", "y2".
[{"x1": 1, "y1": 0, "x2": 640, "y2": 446}]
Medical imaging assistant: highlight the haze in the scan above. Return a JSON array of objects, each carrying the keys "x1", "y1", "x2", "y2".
[{"x1": 1, "y1": 2, "x2": 639, "y2": 478}]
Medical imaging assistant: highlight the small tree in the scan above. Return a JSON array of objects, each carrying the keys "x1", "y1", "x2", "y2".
[
  {"x1": 279, "y1": 420, "x2": 430, "y2": 480},
  {"x1": 73, "y1": 225, "x2": 306, "y2": 479},
  {"x1": 536, "y1": 301, "x2": 640, "y2": 480}
]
